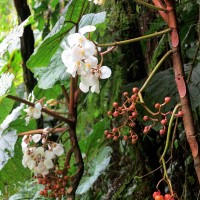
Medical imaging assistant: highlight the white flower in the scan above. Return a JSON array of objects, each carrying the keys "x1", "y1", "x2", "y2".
[
  {"x1": 0, "y1": 73, "x2": 14, "y2": 97},
  {"x1": 53, "y1": 143, "x2": 64, "y2": 156},
  {"x1": 80, "y1": 66, "x2": 111, "y2": 94},
  {"x1": 34, "y1": 161, "x2": 49, "y2": 176},
  {"x1": 44, "y1": 159, "x2": 54, "y2": 169},
  {"x1": 61, "y1": 25, "x2": 96, "y2": 77},
  {"x1": 24, "y1": 102, "x2": 42, "y2": 124},
  {"x1": 32, "y1": 134, "x2": 41, "y2": 143},
  {"x1": 44, "y1": 150, "x2": 56, "y2": 159},
  {"x1": 22, "y1": 154, "x2": 32, "y2": 168}
]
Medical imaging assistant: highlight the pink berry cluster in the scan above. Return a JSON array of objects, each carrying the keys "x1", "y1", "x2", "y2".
[
  {"x1": 104, "y1": 86, "x2": 184, "y2": 143},
  {"x1": 104, "y1": 87, "x2": 139, "y2": 144},
  {"x1": 38, "y1": 169, "x2": 71, "y2": 198},
  {"x1": 142, "y1": 97, "x2": 183, "y2": 136},
  {"x1": 153, "y1": 191, "x2": 175, "y2": 200}
]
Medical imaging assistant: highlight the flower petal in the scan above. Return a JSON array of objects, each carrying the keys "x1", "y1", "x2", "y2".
[
  {"x1": 79, "y1": 25, "x2": 96, "y2": 35},
  {"x1": 53, "y1": 143, "x2": 64, "y2": 156},
  {"x1": 32, "y1": 134, "x2": 41, "y2": 143},
  {"x1": 79, "y1": 82, "x2": 90, "y2": 93},
  {"x1": 45, "y1": 150, "x2": 56, "y2": 160},
  {"x1": 100, "y1": 66, "x2": 112, "y2": 79},
  {"x1": 44, "y1": 159, "x2": 54, "y2": 169}
]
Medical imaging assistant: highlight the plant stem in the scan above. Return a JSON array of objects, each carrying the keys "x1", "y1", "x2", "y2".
[
  {"x1": 159, "y1": 0, "x2": 200, "y2": 184},
  {"x1": 160, "y1": 103, "x2": 181, "y2": 160},
  {"x1": 97, "y1": 28, "x2": 171, "y2": 47},
  {"x1": 134, "y1": 0, "x2": 168, "y2": 11},
  {"x1": 6, "y1": 94, "x2": 73, "y2": 126},
  {"x1": 139, "y1": 50, "x2": 173, "y2": 99},
  {"x1": 18, "y1": 127, "x2": 67, "y2": 136}
]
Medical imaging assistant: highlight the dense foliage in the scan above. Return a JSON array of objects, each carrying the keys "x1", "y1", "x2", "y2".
[{"x1": 0, "y1": 0, "x2": 199, "y2": 199}]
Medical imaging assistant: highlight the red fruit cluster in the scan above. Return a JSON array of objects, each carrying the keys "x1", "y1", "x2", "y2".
[
  {"x1": 37, "y1": 169, "x2": 70, "y2": 198},
  {"x1": 153, "y1": 191, "x2": 175, "y2": 200},
  {"x1": 105, "y1": 88, "x2": 139, "y2": 143},
  {"x1": 142, "y1": 97, "x2": 183, "y2": 136}
]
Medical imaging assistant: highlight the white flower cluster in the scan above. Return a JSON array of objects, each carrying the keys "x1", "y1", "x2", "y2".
[
  {"x1": 22, "y1": 134, "x2": 64, "y2": 176},
  {"x1": 61, "y1": 25, "x2": 111, "y2": 94},
  {"x1": 0, "y1": 73, "x2": 14, "y2": 97},
  {"x1": 88, "y1": 0, "x2": 105, "y2": 5},
  {"x1": 24, "y1": 102, "x2": 42, "y2": 124}
]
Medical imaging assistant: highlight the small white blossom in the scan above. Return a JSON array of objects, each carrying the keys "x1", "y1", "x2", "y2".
[
  {"x1": 32, "y1": 134, "x2": 41, "y2": 143},
  {"x1": 0, "y1": 73, "x2": 14, "y2": 97},
  {"x1": 53, "y1": 143, "x2": 64, "y2": 156},
  {"x1": 24, "y1": 102, "x2": 42, "y2": 124}
]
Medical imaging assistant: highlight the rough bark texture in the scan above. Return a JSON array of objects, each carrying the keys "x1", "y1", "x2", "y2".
[{"x1": 13, "y1": 0, "x2": 37, "y2": 93}]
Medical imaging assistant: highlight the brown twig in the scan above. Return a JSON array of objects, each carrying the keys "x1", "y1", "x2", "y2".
[
  {"x1": 6, "y1": 95, "x2": 74, "y2": 126},
  {"x1": 18, "y1": 127, "x2": 67, "y2": 136}
]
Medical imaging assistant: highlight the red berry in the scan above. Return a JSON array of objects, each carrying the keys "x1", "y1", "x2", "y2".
[
  {"x1": 132, "y1": 87, "x2": 139, "y2": 94},
  {"x1": 40, "y1": 190, "x2": 45, "y2": 196},
  {"x1": 155, "y1": 103, "x2": 160, "y2": 109},
  {"x1": 123, "y1": 92, "x2": 129, "y2": 96},
  {"x1": 113, "y1": 136, "x2": 118, "y2": 141},
  {"x1": 129, "y1": 122, "x2": 136, "y2": 128},
  {"x1": 104, "y1": 130, "x2": 109, "y2": 135},
  {"x1": 107, "y1": 111, "x2": 112, "y2": 116},
  {"x1": 131, "y1": 94, "x2": 138, "y2": 100},
  {"x1": 129, "y1": 104, "x2": 135, "y2": 111},
  {"x1": 155, "y1": 195, "x2": 164, "y2": 200},
  {"x1": 153, "y1": 191, "x2": 161, "y2": 198},
  {"x1": 113, "y1": 111, "x2": 119, "y2": 117},
  {"x1": 113, "y1": 102, "x2": 118, "y2": 108},
  {"x1": 123, "y1": 136, "x2": 128, "y2": 140},
  {"x1": 143, "y1": 116, "x2": 149, "y2": 121},
  {"x1": 164, "y1": 97, "x2": 171, "y2": 103},
  {"x1": 107, "y1": 134, "x2": 112, "y2": 139},
  {"x1": 161, "y1": 119, "x2": 167, "y2": 125},
  {"x1": 132, "y1": 111, "x2": 138, "y2": 118},
  {"x1": 143, "y1": 126, "x2": 150, "y2": 134},
  {"x1": 159, "y1": 129, "x2": 166, "y2": 135},
  {"x1": 112, "y1": 128, "x2": 118, "y2": 133},
  {"x1": 177, "y1": 110, "x2": 183, "y2": 117}
]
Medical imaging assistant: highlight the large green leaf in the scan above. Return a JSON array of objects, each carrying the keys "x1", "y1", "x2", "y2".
[
  {"x1": 76, "y1": 146, "x2": 112, "y2": 195},
  {"x1": 27, "y1": 0, "x2": 89, "y2": 68},
  {"x1": 32, "y1": 49, "x2": 69, "y2": 89},
  {"x1": 79, "y1": 118, "x2": 110, "y2": 156}
]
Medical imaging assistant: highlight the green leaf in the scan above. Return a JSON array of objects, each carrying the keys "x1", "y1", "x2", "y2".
[
  {"x1": 0, "y1": 98, "x2": 14, "y2": 124},
  {"x1": 32, "y1": 49, "x2": 69, "y2": 89},
  {"x1": 0, "y1": 139, "x2": 30, "y2": 197},
  {"x1": 78, "y1": 11, "x2": 106, "y2": 29},
  {"x1": 27, "y1": 0, "x2": 89, "y2": 68},
  {"x1": 0, "y1": 130, "x2": 17, "y2": 170},
  {"x1": 76, "y1": 146, "x2": 112, "y2": 195},
  {"x1": 0, "y1": 16, "x2": 34, "y2": 56},
  {"x1": 33, "y1": 84, "x2": 62, "y2": 100},
  {"x1": 79, "y1": 118, "x2": 110, "y2": 156}
]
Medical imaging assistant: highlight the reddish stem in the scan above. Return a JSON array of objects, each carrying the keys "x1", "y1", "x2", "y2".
[{"x1": 154, "y1": 0, "x2": 200, "y2": 184}]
